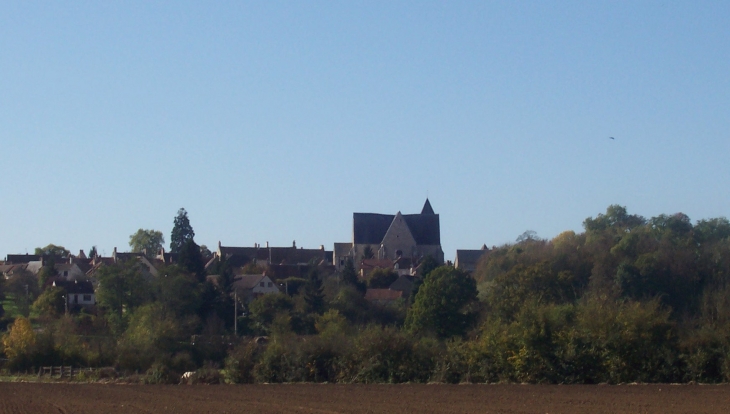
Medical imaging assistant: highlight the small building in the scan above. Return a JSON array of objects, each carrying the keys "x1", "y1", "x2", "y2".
[
  {"x1": 454, "y1": 245, "x2": 490, "y2": 273},
  {"x1": 232, "y1": 274, "x2": 280, "y2": 303},
  {"x1": 52, "y1": 279, "x2": 96, "y2": 308},
  {"x1": 388, "y1": 275, "x2": 416, "y2": 298}
]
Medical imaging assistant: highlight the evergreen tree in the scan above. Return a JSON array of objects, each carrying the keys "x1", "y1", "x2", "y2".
[
  {"x1": 304, "y1": 267, "x2": 325, "y2": 315},
  {"x1": 340, "y1": 258, "x2": 365, "y2": 293},
  {"x1": 178, "y1": 239, "x2": 206, "y2": 283},
  {"x1": 170, "y1": 208, "x2": 195, "y2": 254}
]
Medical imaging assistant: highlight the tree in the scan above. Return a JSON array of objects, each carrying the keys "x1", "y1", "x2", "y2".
[
  {"x1": 36, "y1": 264, "x2": 57, "y2": 291},
  {"x1": 35, "y1": 244, "x2": 70, "y2": 258},
  {"x1": 170, "y1": 208, "x2": 195, "y2": 254},
  {"x1": 516, "y1": 230, "x2": 540, "y2": 243},
  {"x1": 129, "y1": 229, "x2": 165, "y2": 258},
  {"x1": 419, "y1": 255, "x2": 440, "y2": 279},
  {"x1": 303, "y1": 267, "x2": 326, "y2": 315},
  {"x1": 341, "y1": 258, "x2": 365, "y2": 294},
  {"x1": 5, "y1": 270, "x2": 40, "y2": 317},
  {"x1": 32, "y1": 286, "x2": 66, "y2": 318},
  {"x1": 362, "y1": 246, "x2": 375, "y2": 260},
  {"x1": 88, "y1": 246, "x2": 98, "y2": 259},
  {"x1": 199, "y1": 244, "x2": 212, "y2": 258},
  {"x1": 178, "y1": 239, "x2": 206, "y2": 283},
  {"x1": 368, "y1": 268, "x2": 398, "y2": 288},
  {"x1": 248, "y1": 293, "x2": 294, "y2": 335},
  {"x1": 96, "y1": 261, "x2": 153, "y2": 322},
  {"x1": 1, "y1": 317, "x2": 37, "y2": 368},
  {"x1": 155, "y1": 266, "x2": 201, "y2": 318},
  {"x1": 406, "y1": 267, "x2": 478, "y2": 338}
]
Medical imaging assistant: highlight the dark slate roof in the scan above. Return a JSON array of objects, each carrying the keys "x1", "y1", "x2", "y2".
[
  {"x1": 353, "y1": 200, "x2": 441, "y2": 246},
  {"x1": 269, "y1": 247, "x2": 326, "y2": 265},
  {"x1": 455, "y1": 249, "x2": 489, "y2": 269},
  {"x1": 455, "y1": 249, "x2": 488, "y2": 261},
  {"x1": 353, "y1": 213, "x2": 441, "y2": 245},
  {"x1": 421, "y1": 198, "x2": 435, "y2": 215},
  {"x1": 353, "y1": 213, "x2": 396, "y2": 244},
  {"x1": 389, "y1": 275, "x2": 415, "y2": 296},
  {"x1": 5, "y1": 254, "x2": 41, "y2": 264},
  {"x1": 52, "y1": 279, "x2": 95, "y2": 294},
  {"x1": 402, "y1": 214, "x2": 440, "y2": 245},
  {"x1": 219, "y1": 246, "x2": 269, "y2": 262},
  {"x1": 232, "y1": 274, "x2": 265, "y2": 290}
]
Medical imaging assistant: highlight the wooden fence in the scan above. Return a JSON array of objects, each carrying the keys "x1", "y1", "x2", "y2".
[{"x1": 38, "y1": 366, "x2": 75, "y2": 378}]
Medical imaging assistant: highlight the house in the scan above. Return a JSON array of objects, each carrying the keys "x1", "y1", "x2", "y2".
[
  {"x1": 54, "y1": 262, "x2": 91, "y2": 281},
  {"x1": 231, "y1": 274, "x2": 280, "y2": 303},
  {"x1": 212, "y1": 241, "x2": 331, "y2": 268},
  {"x1": 335, "y1": 199, "x2": 444, "y2": 272},
  {"x1": 52, "y1": 279, "x2": 96, "y2": 308},
  {"x1": 454, "y1": 245, "x2": 490, "y2": 273},
  {"x1": 388, "y1": 275, "x2": 416, "y2": 297},
  {"x1": 359, "y1": 257, "x2": 415, "y2": 278},
  {"x1": 0, "y1": 263, "x2": 28, "y2": 279}
]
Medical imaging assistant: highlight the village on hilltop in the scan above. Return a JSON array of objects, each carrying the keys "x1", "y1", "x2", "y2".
[{"x1": 1, "y1": 199, "x2": 487, "y2": 311}]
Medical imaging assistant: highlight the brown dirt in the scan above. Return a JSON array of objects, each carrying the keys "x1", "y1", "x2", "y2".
[{"x1": 0, "y1": 383, "x2": 727, "y2": 413}]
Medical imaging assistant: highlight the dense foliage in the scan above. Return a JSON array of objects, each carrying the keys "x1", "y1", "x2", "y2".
[{"x1": 4, "y1": 204, "x2": 730, "y2": 384}]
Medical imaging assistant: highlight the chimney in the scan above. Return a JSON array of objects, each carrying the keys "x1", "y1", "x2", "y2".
[
  {"x1": 320, "y1": 245, "x2": 324, "y2": 251},
  {"x1": 266, "y1": 241, "x2": 269, "y2": 248}
]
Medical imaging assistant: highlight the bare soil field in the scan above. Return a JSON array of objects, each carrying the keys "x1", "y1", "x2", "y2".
[{"x1": 0, "y1": 383, "x2": 728, "y2": 413}]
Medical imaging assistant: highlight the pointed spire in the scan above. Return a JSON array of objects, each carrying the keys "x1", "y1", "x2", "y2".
[{"x1": 421, "y1": 198, "x2": 435, "y2": 215}]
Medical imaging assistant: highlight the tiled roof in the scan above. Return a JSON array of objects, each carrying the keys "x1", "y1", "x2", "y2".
[
  {"x1": 0, "y1": 264, "x2": 27, "y2": 274},
  {"x1": 269, "y1": 247, "x2": 326, "y2": 265},
  {"x1": 360, "y1": 259, "x2": 394, "y2": 270},
  {"x1": 232, "y1": 274, "x2": 265, "y2": 290},
  {"x1": 389, "y1": 275, "x2": 415, "y2": 296}
]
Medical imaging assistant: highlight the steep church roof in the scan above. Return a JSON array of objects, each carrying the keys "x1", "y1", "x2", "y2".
[
  {"x1": 353, "y1": 200, "x2": 441, "y2": 246},
  {"x1": 421, "y1": 198, "x2": 435, "y2": 215}
]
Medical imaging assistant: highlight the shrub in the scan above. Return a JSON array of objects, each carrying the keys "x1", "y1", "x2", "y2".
[{"x1": 223, "y1": 341, "x2": 261, "y2": 384}]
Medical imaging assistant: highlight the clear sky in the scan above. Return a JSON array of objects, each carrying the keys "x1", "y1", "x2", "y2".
[{"x1": 2, "y1": 1, "x2": 729, "y2": 261}]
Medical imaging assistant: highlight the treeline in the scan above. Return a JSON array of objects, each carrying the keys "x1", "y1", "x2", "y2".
[{"x1": 3, "y1": 205, "x2": 730, "y2": 384}]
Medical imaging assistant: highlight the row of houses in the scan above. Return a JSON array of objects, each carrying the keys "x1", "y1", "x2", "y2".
[{"x1": 1, "y1": 199, "x2": 491, "y2": 309}]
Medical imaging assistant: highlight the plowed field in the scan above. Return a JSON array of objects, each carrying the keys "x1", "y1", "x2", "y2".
[{"x1": 0, "y1": 383, "x2": 728, "y2": 413}]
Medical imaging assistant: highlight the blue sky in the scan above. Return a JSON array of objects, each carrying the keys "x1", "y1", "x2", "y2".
[{"x1": 2, "y1": 1, "x2": 729, "y2": 261}]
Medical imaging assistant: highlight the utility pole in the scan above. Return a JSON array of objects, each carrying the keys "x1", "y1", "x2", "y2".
[{"x1": 234, "y1": 290, "x2": 238, "y2": 336}]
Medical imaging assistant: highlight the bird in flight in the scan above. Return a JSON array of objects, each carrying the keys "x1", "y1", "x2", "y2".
[{"x1": 609, "y1": 137, "x2": 615, "y2": 140}]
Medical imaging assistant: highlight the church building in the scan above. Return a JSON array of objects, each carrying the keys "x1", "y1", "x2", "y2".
[{"x1": 334, "y1": 199, "x2": 444, "y2": 271}]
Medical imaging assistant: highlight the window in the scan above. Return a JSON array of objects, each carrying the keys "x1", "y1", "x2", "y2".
[
  {"x1": 83, "y1": 294, "x2": 91, "y2": 302},
  {"x1": 259, "y1": 282, "x2": 265, "y2": 287}
]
